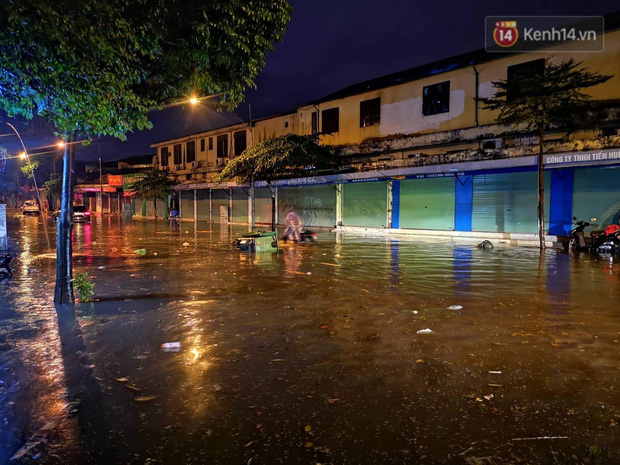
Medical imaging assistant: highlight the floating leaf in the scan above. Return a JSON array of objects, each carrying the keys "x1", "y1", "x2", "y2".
[
  {"x1": 114, "y1": 377, "x2": 129, "y2": 383},
  {"x1": 134, "y1": 396, "x2": 157, "y2": 402}
]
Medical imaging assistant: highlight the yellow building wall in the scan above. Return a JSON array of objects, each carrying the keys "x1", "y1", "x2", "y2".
[
  {"x1": 152, "y1": 28, "x2": 620, "y2": 160},
  {"x1": 290, "y1": 28, "x2": 620, "y2": 147},
  {"x1": 254, "y1": 113, "x2": 296, "y2": 143}
]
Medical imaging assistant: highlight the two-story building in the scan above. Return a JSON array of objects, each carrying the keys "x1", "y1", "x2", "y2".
[{"x1": 148, "y1": 13, "x2": 620, "y2": 245}]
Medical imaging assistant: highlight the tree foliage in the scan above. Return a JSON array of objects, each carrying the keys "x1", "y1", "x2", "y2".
[
  {"x1": 20, "y1": 160, "x2": 40, "y2": 179},
  {"x1": 43, "y1": 173, "x2": 63, "y2": 199},
  {"x1": 478, "y1": 59, "x2": 611, "y2": 133},
  {"x1": 0, "y1": 0, "x2": 292, "y2": 138},
  {"x1": 478, "y1": 58, "x2": 612, "y2": 250},
  {"x1": 216, "y1": 134, "x2": 335, "y2": 185},
  {"x1": 127, "y1": 170, "x2": 174, "y2": 201}
]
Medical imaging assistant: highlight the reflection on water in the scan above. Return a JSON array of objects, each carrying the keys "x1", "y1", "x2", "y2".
[{"x1": 1, "y1": 214, "x2": 620, "y2": 464}]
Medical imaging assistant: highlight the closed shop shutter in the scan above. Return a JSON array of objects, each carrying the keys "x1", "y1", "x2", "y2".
[
  {"x1": 572, "y1": 166, "x2": 620, "y2": 230},
  {"x1": 472, "y1": 171, "x2": 550, "y2": 233},
  {"x1": 196, "y1": 190, "x2": 210, "y2": 221},
  {"x1": 211, "y1": 189, "x2": 229, "y2": 223},
  {"x1": 180, "y1": 190, "x2": 194, "y2": 220},
  {"x1": 232, "y1": 189, "x2": 249, "y2": 224},
  {"x1": 255, "y1": 188, "x2": 273, "y2": 225},
  {"x1": 278, "y1": 185, "x2": 336, "y2": 227},
  {"x1": 343, "y1": 181, "x2": 387, "y2": 228},
  {"x1": 400, "y1": 178, "x2": 455, "y2": 230}
]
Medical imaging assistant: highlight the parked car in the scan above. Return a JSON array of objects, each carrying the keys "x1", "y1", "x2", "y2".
[
  {"x1": 50, "y1": 205, "x2": 92, "y2": 223},
  {"x1": 72, "y1": 205, "x2": 91, "y2": 223},
  {"x1": 22, "y1": 200, "x2": 40, "y2": 216}
]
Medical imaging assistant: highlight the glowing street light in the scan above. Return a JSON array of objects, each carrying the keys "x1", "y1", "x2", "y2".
[
  {"x1": 19, "y1": 151, "x2": 26, "y2": 160},
  {"x1": 57, "y1": 141, "x2": 66, "y2": 148},
  {"x1": 189, "y1": 96, "x2": 199, "y2": 106}
]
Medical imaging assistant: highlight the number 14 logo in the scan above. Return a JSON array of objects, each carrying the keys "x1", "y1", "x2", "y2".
[{"x1": 494, "y1": 21, "x2": 518, "y2": 47}]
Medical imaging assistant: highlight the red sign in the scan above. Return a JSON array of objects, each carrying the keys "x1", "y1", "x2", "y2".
[{"x1": 108, "y1": 175, "x2": 123, "y2": 187}]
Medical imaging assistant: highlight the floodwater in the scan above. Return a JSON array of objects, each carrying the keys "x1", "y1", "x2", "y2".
[{"x1": 1, "y1": 214, "x2": 619, "y2": 465}]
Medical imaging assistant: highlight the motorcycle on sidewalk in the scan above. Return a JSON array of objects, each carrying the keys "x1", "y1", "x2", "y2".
[{"x1": 568, "y1": 217, "x2": 620, "y2": 255}]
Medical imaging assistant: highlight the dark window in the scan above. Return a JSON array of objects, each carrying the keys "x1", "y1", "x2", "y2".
[
  {"x1": 422, "y1": 81, "x2": 450, "y2": 116},
  {"x1": 173, "y1": 144, "x2": 182, "y2": 165},
  {"x1": 200, "y1": 139, "x2": 205, "y2": 151},
  {"x1": 360, "y1": 97, "x2": 380, "y2": 127},
  {"x1": 208, "y1": 137, "x2": 214, "y2": 150},
  {"x1": 216, "y1": 135, "x2": 228, "y2": 158},
  {"x1": 233, "y1": 130, "x2": 247, "y2": 156},
  {"x1": 311, "y1": 111, "x2": 318, "y2": 134},
  {"x1": 507, "y1": 59, "x2": 545, "y2": 101},
  {"x1": 186, "y1": 140, "x2": 196, "y2": 163},
  {"x1": 322, "y1": 107, "x2": 339, "y2": 133},
  {"x1": 160, "y1": 147, "x2": 169, "y2": 167}
]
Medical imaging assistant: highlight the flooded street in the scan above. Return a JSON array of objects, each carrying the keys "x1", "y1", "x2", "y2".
[{"x1": 1, "y1": 214, "x2": 620, "y2": 464}]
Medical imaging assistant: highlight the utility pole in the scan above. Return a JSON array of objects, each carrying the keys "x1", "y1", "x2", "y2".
[{"x1": 249, "y1": 104, "x2": 255, "y2": 230}]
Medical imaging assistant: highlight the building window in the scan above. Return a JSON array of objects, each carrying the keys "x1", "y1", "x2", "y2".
[
  {"x1": 200, "y1": 138, "x2": 205, "y2": 152},
  {"x1": 216, "y1": 135, "x2": 228, "y2": 158},
  {"x1": 507, "y1": 59, "x2": 545, "y2": 102},
  {"x1": 160, "y1": 147, "x2": 169, "y2": 167},
  {"x1": 186, "y1": 140, "x2": 196, "y2": 164},
  {"x1": 173, "y1": 144, "x2": 182, "y2": 165},
  {"x1": 322, "y1": 107, "x2": 339, "y2": 133},
  {"x1": 360, "y1": 97, "x2": 381, "y2": 127},
  {"x1": 311, "y1": 111, "x2": 318, "y2": 134},
  {"x1": 209, "y1": 137, "x2": 214, "y2": 150},
  {"x1": 233, "y1": 130, "x2": 247, "y2": 156},
  {"x1": 423, "y1": 81, "x2": 450, "y2": 116}
]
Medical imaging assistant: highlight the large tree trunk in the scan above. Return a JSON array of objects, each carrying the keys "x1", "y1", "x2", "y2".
[
  {"x1": 537, "y1": 127, "x2": 546, "y2": 251},
  {"x1": 54, "y1": 137, "x2": 75, "y2": 304}
]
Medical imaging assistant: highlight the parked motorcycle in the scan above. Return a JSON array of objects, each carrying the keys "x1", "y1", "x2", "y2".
[
  {"x1": 568, "y1": 217, "x2": 620, "y2": 255},
  {"x1": 282, "y1": 230, "x2": 317, "y2": 243},
  {"x1": 0, "y1": 254, "x2": 13, "y2": 278}
]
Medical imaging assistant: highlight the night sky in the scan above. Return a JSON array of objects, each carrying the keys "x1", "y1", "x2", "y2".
[{"x1": 1, "y1": 0, "x2": 619, "y2": 162}]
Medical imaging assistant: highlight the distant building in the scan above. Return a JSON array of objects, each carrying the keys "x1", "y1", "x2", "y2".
[
  {"x1": 146, "y1": 13, "x2": 620, "y2": 244},
  {"x1": 75, "y1": 154, "x2": 155, "y2": 216}
]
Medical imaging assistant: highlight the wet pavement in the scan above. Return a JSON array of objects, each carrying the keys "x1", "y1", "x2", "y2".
[{"x1": 1, "y1": 213, "x2": 620, "y2": 464}]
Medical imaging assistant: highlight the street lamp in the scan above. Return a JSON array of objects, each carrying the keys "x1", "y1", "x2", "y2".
[
  {"x1": 57, "y1": 141, "x2": 66, "y2": 149},
  {"x1": 6, "y1": 123, "x2": 43, "y2": 213},
  {"x1": 188, "y1": 94, "x2": 257, "y2": 228}
]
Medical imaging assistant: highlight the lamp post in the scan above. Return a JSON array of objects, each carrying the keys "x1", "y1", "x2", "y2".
[
  {"x1": 6, "y1": 123, "x2": 43, "y2": 213},
  {"x1": 189, "y1": 96, "x2": 256, "y2": 228}
]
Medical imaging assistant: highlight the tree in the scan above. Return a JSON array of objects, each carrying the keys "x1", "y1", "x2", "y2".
[
  {"x1": 478, "y1": 59, "x2": 611, "y2": 250},
  {"x1": 127, "y1": 170, "x2": 175, "y2": 219},
  {"x1": 20, "y1": 160, "x2": 40, "y2": 179},
  {"x1": 43, "y1": 173, "x2": 63, "y2": 209},
  {"x1": 216, "y1": 134, "x2": 335, "y2": 230},
  {"x1": 0, "y1": 0, "x2": 292, "y2": 303}
]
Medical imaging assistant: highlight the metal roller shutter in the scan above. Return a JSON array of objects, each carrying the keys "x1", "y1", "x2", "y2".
[
  {"x1": 472, "y1": 171, "x2": 550, "y2": 233},
  {"x1": 399, "y1": 178, "x2": 455, "y2": 230},
  {"x1": 572, "y1": 166, "x2": 620, "y2": 231},
  {"x1": 343, "y1": 181, "x2": 387, "y2": 228},
  {"x1": 278, "y1": 185, "x2": 336, "y2": 227}
]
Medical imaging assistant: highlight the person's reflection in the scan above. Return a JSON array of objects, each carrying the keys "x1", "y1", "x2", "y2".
[
  {"x1": 453, "y1": 246, "x2": 472, "y2": 297},
  {"x1": 389, "y1": 240, "x2": 400, "y2": 291},
  {"x1": 283, "y1": 246, "x2": 302, "y2": 275},
  {"x1": 545, "y1": 252, "x2": 570, "y2": 316},
  {"x1": 56, "y1": 304, "x2": 119, "y2": 463}
]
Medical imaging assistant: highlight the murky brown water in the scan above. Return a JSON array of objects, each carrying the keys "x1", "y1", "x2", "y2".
[{"x1": 1, "y1": 214, "x2": 620, "y2": 464}]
